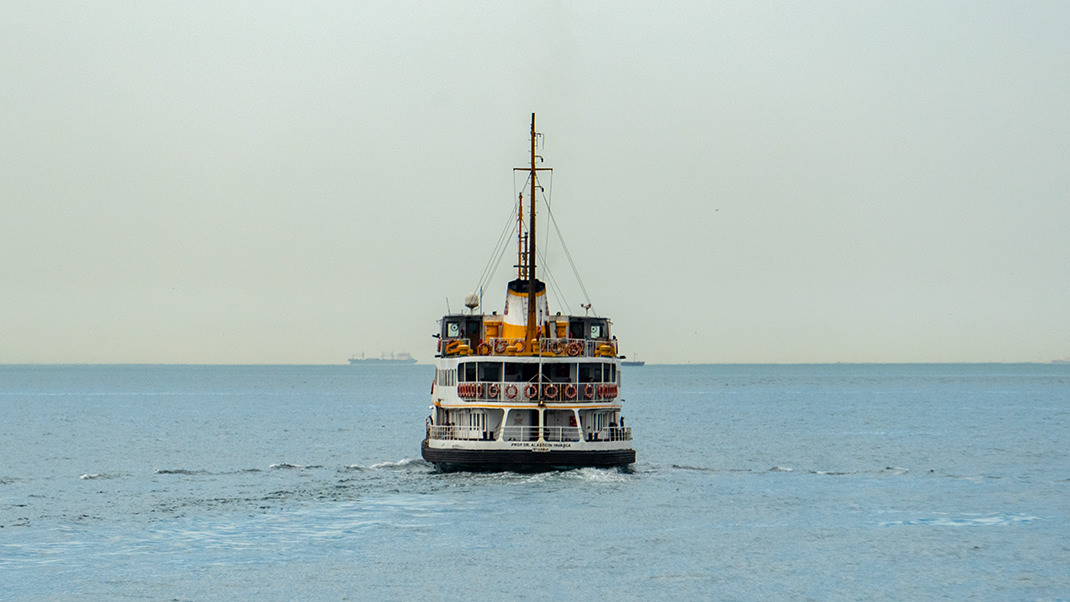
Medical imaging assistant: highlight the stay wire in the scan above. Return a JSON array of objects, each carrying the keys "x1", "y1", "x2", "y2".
[
  {"x1": 540, "y1": 192, "x2": 593, "y2": 313},
  {"x1": 475, "y1": 199, "x2": 519, "y2": 295}
]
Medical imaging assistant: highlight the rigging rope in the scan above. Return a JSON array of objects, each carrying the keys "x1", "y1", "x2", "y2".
[
  {"x1": 474, "y1": 199, "x2": 518, "y2": 300},
  {"x1": 468, "y1": 137, "x2": 594, "y2": 317},
  {"x1": 540, "y1": 191, "x2": 594, "y2": 314}
]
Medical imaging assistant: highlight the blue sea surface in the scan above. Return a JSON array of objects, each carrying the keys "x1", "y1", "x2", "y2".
[{"x1": 1, "y1": 363, "x2": 1067, "y2": 601}]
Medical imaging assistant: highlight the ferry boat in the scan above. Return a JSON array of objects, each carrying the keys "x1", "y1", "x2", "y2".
[{"x1": 421, "y1": 114, "x2": 635, "y2": 472}]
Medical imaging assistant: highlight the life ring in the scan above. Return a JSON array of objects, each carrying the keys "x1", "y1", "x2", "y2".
[
  {"x1": 597, "y1": 384, "x2": 605, "y2": 397},
  {"x1": 487, "y1": 383, "x2": 499, "y2": 398},
  {"x1": 477, "y1": 342, "x2": 491, "y2": 355},
  {"x1": 550, "y1": 340, "x2": 565, "y2": 355},
  {"x1": 505, "y1": 384, "x2": 518, "y2": 399},
  {"x1": 564, "y1": 384, "x2": 577, "y2": 399},
  {"x1": 476, "y1": 383, "x2": 485, "y2": 398},
  {"x1": 544, "y1": 383, "x2": 558, "y2": 399},
  {"x1": 494, "y1": 339, "x2": 507, "y2": 354},
  {"x1": 566, "y1": 341, "x2": 582, "y2": 356},
  {"x1": 524, "y1": 384, "x2": 538, "y2": 399},
  {"x1": 584, "y1": 384, "x2": 595, "y2": 399}
]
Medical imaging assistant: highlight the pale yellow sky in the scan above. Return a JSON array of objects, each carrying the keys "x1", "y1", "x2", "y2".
[{"x1": 2, "y1": 1, "x2": 1068, "y2": 364}]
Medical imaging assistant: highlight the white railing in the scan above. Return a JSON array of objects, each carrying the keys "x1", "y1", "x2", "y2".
[
  {"x1": 501, "y1": 426, "x2": 539, "y2": 441},
  {"x1": 446, "y1": 337, "x2": 617, "y2": 358},
  {"x1": 427, "y1": 425, "x2": 492, "y2": 441},
  {"x1": 456, "y1": 380, "x2": 618, "y2": 403},
  {"x1": 428, "y1": 425, "x2": 593, "y2": 443},
  {"x1": 585, "y1": 427, "x2": 632, "y2": 442}
]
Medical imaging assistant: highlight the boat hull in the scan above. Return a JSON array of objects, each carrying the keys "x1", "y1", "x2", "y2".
[{"x1": 421, "y1": 439, "x2": 634, "y2": 472}]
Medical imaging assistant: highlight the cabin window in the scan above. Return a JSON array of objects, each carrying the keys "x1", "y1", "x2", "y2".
[
  {"x1": 446, "y1": 321, "x2": 460, "y2": 338},
  {"x1": 606, "y1": 363, "x2": 616, "y2": 382},
  {"x1": 569, "y1": 322, "x2": 584, "y2": 340},
  {"x1": 589, "y1": 323, "x2": 602, "y2": 339},
  {"x1": 544, "y1": 362, "x2": 571, "y2": 383},
  {"x1": 503, "y1": 362, "x2": 523, "y2": 382},
  {"x1": 578, "y1": 363, "x2": 599, "y2": 383},
  {"x1": 461, "y1": 362, "x2": 476, "y2": 382},
  {"x1": 501, "y1": 362, "x2": 543, "y2": 382},
  {"x1": 478, "y1": 362, "x2": 502, "y2": 382},
  {"x1": 437, "y1": 368, "x2": 456, "y2": 386}
]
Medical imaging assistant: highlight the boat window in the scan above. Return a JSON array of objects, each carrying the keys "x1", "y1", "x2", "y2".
[
  {"x1": 589, "y1": 323, "x2": 602, "y2": 339},
  {"x1": 461, "y1": 362, "x2": 476, "y2": 382},
  {"x1": 569, "y1": 321, "x2": 584, "y2": 340},
  {"x1": 503, "y1": 362, "x2": 523, "y2": 382},
  {"x1": 544, "y1": 362, "x2": 571, "y2": 383},
  {"x1": 446, "y1": 321, "x2": 460, "y2": 338},
  {"x1": 503, "y1": 362, "x2": 538, "y2": 382},
  {"x1": 578, "y1": 363, "x2": 599, "y2": 383},
  {"x1": 477, "y1": 362, "x2": 501, "y2": 382},
  {"x1": 606, "y1": 363, "x2": 616, "y2": 382}
]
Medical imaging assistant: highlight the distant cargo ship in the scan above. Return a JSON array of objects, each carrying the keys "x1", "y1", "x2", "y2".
[{"x1": 348, "y1": 352, "x2": 417, "y2": 364}]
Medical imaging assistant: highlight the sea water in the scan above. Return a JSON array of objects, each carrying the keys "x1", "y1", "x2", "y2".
[{"x1": 1, "y1": 363, "x2": 1067, "y2": 601}]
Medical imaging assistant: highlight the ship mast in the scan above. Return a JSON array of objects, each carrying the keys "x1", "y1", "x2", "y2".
[{"x1": 526, "y1": 113, "x2": 538, "y2": 345}]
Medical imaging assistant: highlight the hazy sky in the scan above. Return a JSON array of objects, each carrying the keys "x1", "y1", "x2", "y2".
[{"x1": 2, "y1": 1, "x2": 1068, "y2": 364}]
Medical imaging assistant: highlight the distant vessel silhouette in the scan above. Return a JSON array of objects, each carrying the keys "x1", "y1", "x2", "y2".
[{"x1": 348, "y1": 352, "x2": 416, "y2": 364}]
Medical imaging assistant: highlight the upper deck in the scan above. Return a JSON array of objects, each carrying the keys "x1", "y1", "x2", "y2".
[{"x1": 437, "y1": 312, "x2": 617, "y2": 359}]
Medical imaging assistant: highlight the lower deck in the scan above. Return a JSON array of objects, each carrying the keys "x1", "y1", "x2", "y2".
[{"x1": 428, "y1": 406, "x2": 630, "y2": 445}]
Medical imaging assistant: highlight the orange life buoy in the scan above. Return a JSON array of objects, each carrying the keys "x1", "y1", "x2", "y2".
[
  {"x1": 544, "y1": 383, "x2": 558, "y2": 399},
  {"x1": 567, "y1": 341, "x2": 582, "y2": 356},
  {"x1": 476, "y1": 383, "x2": 484, "y2": 398},
  {"x1": 477, "y1": 342, "x2": 491, "y2": 355},
  {"x1": 494, "y1": 339, "x2": 507, "y2": 354},
  {"x1": 506, "y1": 384, "x2": 518, "y2": 399},
  {"x1": 584, "y1": 384, "x2": 595, "y2": 399},
  {"x1": 564, "y1": 384, "x2": 577, "y2": 399},
  {"x1": 487, "y1": 383, "x2": 499, "y2": 398},
  {"x1": 524, "y1": 384, "x2": 538, "y2": 399}
]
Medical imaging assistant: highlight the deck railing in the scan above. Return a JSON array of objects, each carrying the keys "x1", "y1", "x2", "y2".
[
  {"x1": 586, "y1": 426, "x2": 632, "y2": 442},
  {"x1": 456, "y1": 380, "x2": 619, "y2": 403},
  {"x1": 443, "y1": 337, "x2": 617, "y2": 359},
  {"x1": 427, "y1": 425, "x2": 494, "y2": 441}
]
